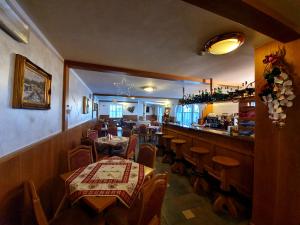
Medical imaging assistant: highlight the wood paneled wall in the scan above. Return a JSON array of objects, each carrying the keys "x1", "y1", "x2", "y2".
[
  {"x1": 0, "y1": 119, "x2": 96, "y2": 225},
  {"x1": 252, "y1": 39, "x2": 300, "y2": 225},
  {"x1": 163, "y1": 124, "x2": 254, "y2": 197}
]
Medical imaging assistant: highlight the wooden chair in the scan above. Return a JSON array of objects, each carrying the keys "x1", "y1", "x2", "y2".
[
  {"x1": 122, "y1": 127, "x2": 132, "y2": 137},
  {"x1": 67, "y1": 145, "x2": 94, "y2": 171},
  {"x1": 106, "y1": 173, "x2": 168, "y2": 225},
  {"x1": 148, "y1": 216, "x2": 159, "y2": 225},
  {"x1": 139, "y1": 124, "x2": 150, "y2": 143},
  {"x1": 150, "y1": 121, "x2": 159, "y2": 126},
  {"x1": 22, "y1": 180, "x2": 105, "y2": 225},
  {"x1": 94, "y1": 124, "x2": 103, "y2": 137},
  {"x1": 111, "y1": 134, "x2": 137, "y2": 159},
  {"x1": 137, "y1": 144, "x2": 157, "y2": 168},
  {"x1": 107, "y1": 126, "x2": 118, "y2": 136}
]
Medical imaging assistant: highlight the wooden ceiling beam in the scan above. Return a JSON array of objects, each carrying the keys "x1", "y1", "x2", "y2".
[
  {"x1": 65, "y1": 60, "x2": 210, "y2": 84},
  {"x1": 182, "y1": 0, "x2": 300, "y2": 43}
]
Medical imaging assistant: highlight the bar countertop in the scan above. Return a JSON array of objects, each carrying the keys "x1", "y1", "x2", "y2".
[{"x1": 163, "y1": 122, "x2": 254, "y2": 142}]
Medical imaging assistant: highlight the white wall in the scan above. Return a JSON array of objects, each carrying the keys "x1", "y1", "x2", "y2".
[
  {"x1": 68, "y1": 70, "x2": 93, "y2": 128},
  {"x1": 98, "y1": 102, "x2": 139, "y2": 116},
  {"x1": 0, "y1": 30, "x2": 63, "y2": 157},
  {"x1": 212, "y1": 102, "x2": 239, "y2": 115}
]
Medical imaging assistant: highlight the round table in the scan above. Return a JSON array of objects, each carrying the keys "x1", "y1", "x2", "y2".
[{"x1": 97, "y1": 136, "x2": 129, "y2": 156}]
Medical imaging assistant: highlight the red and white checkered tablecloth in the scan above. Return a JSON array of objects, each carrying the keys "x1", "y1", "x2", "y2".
[{"x1": 65, "y1": 157, "x2": 145, "y2": 208}]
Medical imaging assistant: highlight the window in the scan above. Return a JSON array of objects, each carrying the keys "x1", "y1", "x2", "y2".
[
  {"x1": 176, "y1": 105, "x2": 183, "y2": 125},
  {"x1": 109, "y1": 104, "x2": 123, "y2": 118},
  {"x1": 182, "y1": 105, "x2": 192, "y2": 126},
  {"x1": 192, "y1": 104, "x2": 200, "y2": 123},
  {"x1": 176, "y1": 104, "x2": 201, "y2": 126},
  {"x1": 157, "y1": 106, "x2": 164, "y2": 123}
]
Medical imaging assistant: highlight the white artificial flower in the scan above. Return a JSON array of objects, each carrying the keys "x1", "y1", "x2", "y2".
[
  {"x1": 286, "y1": 101, "x2": 293, "y2": 107},
  {"x1": 283, "y1": 80, "x2": 292, "y2": 86},
  {"x1": 274, "y1": 77, "x2": 284, "y2": 84},
  {"x1": 275, "y1": 107, "x2": 283, "y2": 113},
  {"x1": 287, "y1": 94, "x2": 296, "y2": 101},
  {"x1": 280, "y1": 73, "x2": 288, "y2": 80}
]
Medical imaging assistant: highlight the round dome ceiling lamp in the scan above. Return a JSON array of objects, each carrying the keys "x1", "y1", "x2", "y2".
[
  {"x1": 142, "y1": 86, "x2": 156, "y2": 92},
  {"x1": 203, "y1": 32, "x2": 245, "y2": 55}
]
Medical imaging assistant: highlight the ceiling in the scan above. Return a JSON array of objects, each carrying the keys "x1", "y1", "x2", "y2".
[
  {"x1": 94, "y1": 95, "x2": 174, "y2": 105},
  {"x1": 18, "y1": 0, "x2": 273, "y2": 86},
  {"x1": 74, "y1": 69, "x2": 209, "y2": 99},
  {"x1": 245, "y1": 0, "x2": 300, "y2": 33}
]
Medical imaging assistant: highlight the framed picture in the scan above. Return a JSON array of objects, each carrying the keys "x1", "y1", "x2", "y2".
[
  {"x1": 12, "y1": 54, "x2": 52, "y2": 109},
  {"x1": 83, "y1": 96, "x2": 90, "y2": 114},
  {"x1": 93, "y1": 102, "x2": 98, "y2": 111}
]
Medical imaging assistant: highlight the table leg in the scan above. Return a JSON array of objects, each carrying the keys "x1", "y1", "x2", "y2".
[{"x1": 53, "y1": 193, "x2": 67, "y2": 220}]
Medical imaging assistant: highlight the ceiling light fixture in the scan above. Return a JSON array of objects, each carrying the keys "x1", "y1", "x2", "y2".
[
  {"x1": 113, "y1": 78, "x2": 134, "y2": 96},
  {"x1": 203, "y1": 32, "x2": 245, "y2": 55},
  {"x1": 142, "y1": 86, "x2": 156, "y2": 92}
]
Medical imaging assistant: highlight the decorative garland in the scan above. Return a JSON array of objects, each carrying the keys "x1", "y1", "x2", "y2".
[
  {"x1": 178, "y1": 85, "x2": 255, "y2": 105},
  {"x1": 259, "y1": 47, "x2": 296, "y2": 127}
]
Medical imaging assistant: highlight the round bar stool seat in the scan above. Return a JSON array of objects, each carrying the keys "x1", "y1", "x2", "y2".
[
  {"x1": 212, "y1": 156, "x2": 240, "y2": 168},
  {"x1": 212, "y1": 155, "x2": 240, "y2": 217},
  {"x1": 162, "y1": 135, "x2": 175, "y2": 164},
  {"x1": 190, "y1": 147, "x2": 210, "y2": 193},
  {"x1": 171, "y1": 139, "x2": 186, "y2": 175}
]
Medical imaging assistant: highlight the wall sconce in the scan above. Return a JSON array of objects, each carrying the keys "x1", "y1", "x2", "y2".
[{"x1": 66, "y1": 104, "x2": 72, "y2": 114}]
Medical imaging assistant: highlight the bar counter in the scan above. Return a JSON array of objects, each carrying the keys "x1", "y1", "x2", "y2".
[{"x1": 163, "y1": 123, "x2": 254, "y2": 197}]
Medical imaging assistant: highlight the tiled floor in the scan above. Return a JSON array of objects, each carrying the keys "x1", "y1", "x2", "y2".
[{"x1": 155, "y1": 156, "x2": 250, "y2": 225}]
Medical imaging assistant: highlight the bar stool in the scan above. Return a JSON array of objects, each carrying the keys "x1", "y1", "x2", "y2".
[
  {"x1": 162, "y1": 135, "x2": 174, "y2": 164},
  {"x1": 212, "y1": 155, "x2": 240, "y2": 217},
  {"x1": 171, "y1": 139, "x2": 186, "y2": 175},
  {"x1": 190, "y1": 146, "x2": 210, "y2": 193},
  {"x1": 155, "y1": 132, "x2": 164, "y2": 156}
]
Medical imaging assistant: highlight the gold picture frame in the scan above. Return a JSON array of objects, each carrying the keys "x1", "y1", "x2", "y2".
[
  {"x1": 12, "y1": 54, "x2": 52, "y2": 109},
  {"x1": 83, "y1": 96, "x2": 90, "y2": 114}
]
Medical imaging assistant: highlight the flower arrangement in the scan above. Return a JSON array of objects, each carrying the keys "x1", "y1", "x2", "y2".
[{"x1": 259, "y1": 47, "x2": 296, "y2": 127}]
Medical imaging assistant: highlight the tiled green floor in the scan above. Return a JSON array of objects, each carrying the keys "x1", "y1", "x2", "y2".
[{"x1": 155, "y1": 156, "x2": 250, "y2": 225}]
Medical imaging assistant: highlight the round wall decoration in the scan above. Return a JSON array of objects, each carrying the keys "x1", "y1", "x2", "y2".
[{"x1": 259, "y1": 47, "x2": 296, "y2": 127}]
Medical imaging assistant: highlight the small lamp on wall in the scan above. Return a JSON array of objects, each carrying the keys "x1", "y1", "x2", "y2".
[{"x1": 66, "y1": 104, "x2": 72, "y2": 114}]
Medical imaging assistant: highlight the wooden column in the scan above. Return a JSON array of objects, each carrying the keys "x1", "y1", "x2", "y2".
[
  {"x1": 62, "y1": 62, "x2": 69, "y2": 131},
  {"x1": 252, "y1": 39, "x2": 300, "y2": 225}
]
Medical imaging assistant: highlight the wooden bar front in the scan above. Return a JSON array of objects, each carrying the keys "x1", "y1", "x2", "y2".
[{"x1": 163, "y1": 123, "x2": 254, "y2": 197}]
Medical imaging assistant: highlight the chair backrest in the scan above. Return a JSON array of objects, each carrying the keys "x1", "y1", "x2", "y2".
[
  {"x1": 23, "y1": 180, "x2": 49, "y2": 225},
  {"x1": 107, "y1": 126, "x2": 118, "y2": 136},
  {"x1": 81, "y1": 137, "x2": 99, "y2": 162},
  {"x1": 122, "y1": 127, "x2": 132, "y2": 137},
  {"x1": 139, "y1": 173, "x2": 168, "y2": 225},
  {"x1": 139, "y1": 124, "x2": 148, "y2": 134},
  {"x1": 87, "y1": 129, "x2": 98, "y2": 140},
  {"x1": 94, "y1": 124, "x2": 102, "y2": 134},
  {"x1": 137, "y1": 144, "x2": 157, "y2": 168},
  {"x1": 126, "y1": 175, "x2": 154, "y2": 225},
  {"x1": 124, "y1": 134, "x2": 138, "y2": 159},
  {"x1": 67, "y1": 145, "x2": 93, "y2": 171}
]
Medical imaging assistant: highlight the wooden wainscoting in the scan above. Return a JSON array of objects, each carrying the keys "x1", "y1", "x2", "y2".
[
  {"x1": 0, "y1": 119, "x2": 96, "y2": 225},
  {"x1": 163, "y1": 124, "x2": 254, "y2": 197}
]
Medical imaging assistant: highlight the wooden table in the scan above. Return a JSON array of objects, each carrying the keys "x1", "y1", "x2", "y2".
[
  {"x1": 59, "y1": 165, "x2": 154, "y2": 214},
  {"x1": 96, "y1": 136, "x2": 129, "y2": 155}
]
